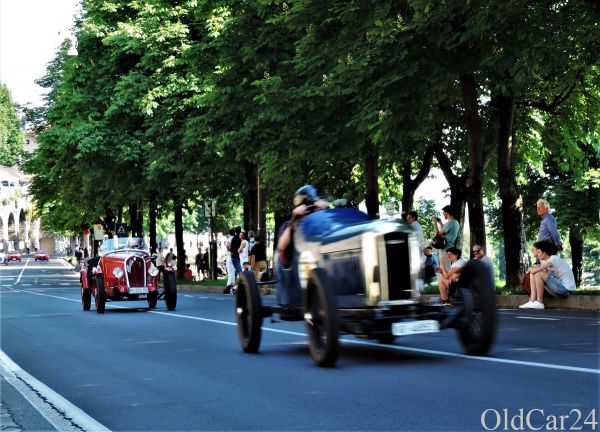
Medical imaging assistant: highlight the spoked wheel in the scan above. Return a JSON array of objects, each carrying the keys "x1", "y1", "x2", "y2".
[
  {"x1": 147, "y1": 291, "x2": 158, "y2": 309},
  {"x1": 95, "y1": 275, "x2": 106, "y2": 314},
  {"x1": 81, "y1": 287, "x2": 91, "y2": 311},
  {"x1": 304, "y1": 268, "x2": 339, "y2": 367},
  {"x1": 164, "y1": 272, "x2": 177, "y2": 311},
  {"x1": 453, "y1": 260, "x2": 496, "y2": 356},
  {"x1": 236, "y1": 271, "x2": 263, "y2": 353}
]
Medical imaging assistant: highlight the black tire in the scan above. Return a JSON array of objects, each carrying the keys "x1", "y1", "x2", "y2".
[
  {"x1": 454, "y1": 260, "x2": 496, "y2": 356},
  {"x1": 81, "y1": 287, "x2": 91, "y2": 311},
  {"x1": 95, "y1": 275, "x2": 106, "y2": 314},
  {"x1": 164, "y1": 272, "x2": 177, "y2": 311},
  {"x1": 304, "y1": 268, "x2": 339, "y2": 367},
  {"x1": 377, "y1": 334, "x2": 396, "y2": 345},
  {"x1": 148, "y1": 291, "x2": 158, "y2": 309},
  {"x1": 236, "y1": 271, "x2": 263, "y2": 353}
]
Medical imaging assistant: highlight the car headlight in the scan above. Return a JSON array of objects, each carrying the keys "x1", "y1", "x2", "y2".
[
  {"x1": 148, "y1": 265, "x2": 159, "y2": 277},
  {"x1": 113, "y1": 267, "x2": 124, "y2": 278}
]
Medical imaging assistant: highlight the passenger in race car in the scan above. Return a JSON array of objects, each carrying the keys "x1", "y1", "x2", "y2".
[{"x1": 276, "y1": 185, "x2": 329, "y2": 269}]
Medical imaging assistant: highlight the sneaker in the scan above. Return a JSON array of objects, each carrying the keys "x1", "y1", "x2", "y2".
[
  {"x1": 531, "y1": 301, "x2": 545, "y2": 310},
  {"x1": 519, "y1": 301, "x2": 534, "y2": 309},
  {"x1": 223, "y1": 285, "x2": 231, "y2": 295}
]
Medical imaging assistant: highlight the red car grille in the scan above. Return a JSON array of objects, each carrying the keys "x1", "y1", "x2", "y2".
[{"x1": 127, "y1": 256, "x2": 146, "y2": 287}]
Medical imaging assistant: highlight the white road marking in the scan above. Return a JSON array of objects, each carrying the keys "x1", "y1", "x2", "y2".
[
  {"x1": 0, "y1": 350, "x2": 110, "y2": 432},
  {"x1": 15, "y1": 259, "x2": 30, "y2": 284},
  {"x1": 7, "y1": 288, "x2": 600, "y2": 375},
  {"x1": 515, "y1": 316, "x2": 561, "y2": 321}
]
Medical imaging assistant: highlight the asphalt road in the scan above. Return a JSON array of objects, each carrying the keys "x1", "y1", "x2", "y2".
[{"x1": 1, "y1": 257, "x2": 598, "y2": 432}]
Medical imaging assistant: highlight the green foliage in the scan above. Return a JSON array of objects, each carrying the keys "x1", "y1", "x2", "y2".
[
  {"x1": 20, "y1": 0, "x2": 599, "y2": 284},
  {"x1": 0, "y1": 84, "x2": 23, "y2": 166}
]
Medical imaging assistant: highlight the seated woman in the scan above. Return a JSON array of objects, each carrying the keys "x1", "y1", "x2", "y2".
[{"x1": 437, "y1": 247, "x2": 465, "y2": 305}]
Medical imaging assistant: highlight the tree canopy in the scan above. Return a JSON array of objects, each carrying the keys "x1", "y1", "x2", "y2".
[{"x1": 25, "y1": 0, "x2": 600, "y2": 285}]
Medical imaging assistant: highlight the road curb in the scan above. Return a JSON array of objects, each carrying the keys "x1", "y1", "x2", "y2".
[{"x1": 179, "y1": 284, "x2": 599, "y2": 311}]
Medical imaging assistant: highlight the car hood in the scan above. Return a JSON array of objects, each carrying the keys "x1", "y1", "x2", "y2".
[{"x1": 299, "y1": 208, "x2": 408, "y2": 244}]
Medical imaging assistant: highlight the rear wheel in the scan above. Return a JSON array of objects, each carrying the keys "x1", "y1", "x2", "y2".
[
  {"x1": 81, "y1": 287, "x2": 91, "y2": 311},
  {"x1": 454, "y1": 260, "x2": 496, "y2": 356},
  {"x1": 164, "y1": 272, "x2": 177, "y2": 311},
  {"x1": 304, "y1": 268, "x2": 338, "y2": 367},
  {"x1": 236, "y1": 271, "x2": 263, "y2": 353},
  {"x1": 95, "y1": 275, "x2": 106, "y2": 314}
]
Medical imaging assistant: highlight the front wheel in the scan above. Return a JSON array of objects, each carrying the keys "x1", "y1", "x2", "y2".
[
  {"x1": 95, "y1": 275, "x2": 106, "y2": 314},
  {"x1": 147, "y1": 291, "x2": 158, "y2": 309},
  {"x1": 164, "y1": 272, "x2": 177, "y2": 311},
  {"x1": 236, "y1": 271, "x2": 263, "y2": 353},
  {"x1": 81, "y1": 287, "x2": 91, "y2": 311},
  {"x1": 454, "y1": 260, "x2": 497, "y2": 356},
  {"x1": 304, "y1": 268, "x2": 339, "y2": 367}
]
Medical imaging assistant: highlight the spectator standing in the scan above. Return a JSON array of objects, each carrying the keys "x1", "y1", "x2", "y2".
[
  {"x1": 195, "y1": 251, "x2": 203, "y2": 280},
  {"x1": 239, "y1": 230, "x2": 249, "y2": 267},
  {"x1": 230, "y1": 226, "x2": 243, "y2": 277},
  {"x1": 224, "y1": 229, "x2": 236, "y2": 294},
  {"x1": 432, "y1": 205, "x2": 460, "y2": 269},
  {"x1": 155, "y1": 247, "x2": 166, "y2": 282},
  {"x1": 407, "y1": 211, "x2": 425, "y2": 248},
  {"x1": 165, "y1": 248, "x2": 176, "y2": 264},
  {"x1": 247, "y1": 230, "x2": 255, "y2": 255},
  {"x1": 423, "y1": 246, "x2": 440, "y2": 283},
  {"x1": 536, "y1": 199, "x2": 562, "y2": 250},
  {"x1": 201, "y1": 248, "x2": 210, "y2": 279},
  {"x1": 250, "y1": 234, "x2": 268, "y2": 280},
  {"x1": 520, "y1": 241, "x2": 576, "y2": 310}
]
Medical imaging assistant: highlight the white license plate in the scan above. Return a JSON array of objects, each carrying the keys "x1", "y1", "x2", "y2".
[
  {"x1": 128, "y1": 287, "x2": 148, "y2": 294},
  {"x1": 392, "y1": 320, "x2": 440, "y2": 336}
]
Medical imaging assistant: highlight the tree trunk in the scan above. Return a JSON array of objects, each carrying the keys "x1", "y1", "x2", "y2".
[
  {"x1": 364, "y1": 148, "x2": 379, "y2": 218},
  {"x1": 243, "y1": 161, "x2": 258, "y2": 232},
  {"x1": 434, "y1": 140, "x2": 467, "y2": 247},
  {"x1": 174, "y1": 200, "x2": 185, "y2": 279},
  {"x1": 148, "y1": 192, "x2": 157, "y2": 253},
  {"x1": 495, "y1": 94, "x2": 528, "y2": 288},
  {"x1": 569, "y1": 229, "x2": 583, "y2": 287},
  {"x1": 104, "y1": 206, "x2": 116, "y2": 236},
  {"x1": 401, "y1": 144, "x2": 434, "y2": 214},
  {"x1": 460, "y1": 73, "x2": 486, "y2": 251},
  {"x1": 257, "y1": 170, "x2": 267, "y2": 237}
]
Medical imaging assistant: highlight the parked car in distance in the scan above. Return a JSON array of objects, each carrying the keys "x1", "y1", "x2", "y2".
[
  {"x1": 7, "y1": 251, "x2": 22, "y2": 262},
  {"x1": 34, "y1": 250, "x2": 50, "y2": 261},
  {"x1": 80, "y1": 249, "x2": 177, "y2": 313}
]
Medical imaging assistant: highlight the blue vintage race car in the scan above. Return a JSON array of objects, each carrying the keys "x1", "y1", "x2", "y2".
[{"x1": 235, "y1": 208, "x2": 496, "y2": 367}]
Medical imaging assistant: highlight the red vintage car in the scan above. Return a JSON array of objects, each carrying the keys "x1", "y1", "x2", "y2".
[
  {"x1": 80, "y1": 249, "x2": 177, "y2": 313},
  {"x1": 34, "y1": 250, "x2": 50, "y2": 261},
  {"x1": 8, "y1": 251, "x2": 22, "y2": 262}
]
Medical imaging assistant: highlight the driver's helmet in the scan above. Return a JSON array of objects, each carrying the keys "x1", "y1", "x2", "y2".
[{"x1": 294, "y1": 184, "x2": 318, "y2": 207}]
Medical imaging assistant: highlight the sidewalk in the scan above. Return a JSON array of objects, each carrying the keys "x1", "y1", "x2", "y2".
[{"x1": 179, "y1": 284, "x2": 600, "y2": 311}]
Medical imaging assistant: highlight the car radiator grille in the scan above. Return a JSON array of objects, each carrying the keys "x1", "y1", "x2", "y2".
[
  {"x1": 127, "y1": 256, "x2": 146, "y2": 287},
  {"x1": 383, "y1": 232, "x2": 412, "y2": 300},
  {"x1": 324, "y1": 253, "x2": 365, "y2": 296}
]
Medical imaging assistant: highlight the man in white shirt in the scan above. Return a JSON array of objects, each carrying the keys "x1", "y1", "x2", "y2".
[
  {"x1": 520, "y1": 240, "x2": 576, "y2": 310},
  {"x1": 406, "y1": 211, "x2": 425, "y2": 248}
]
